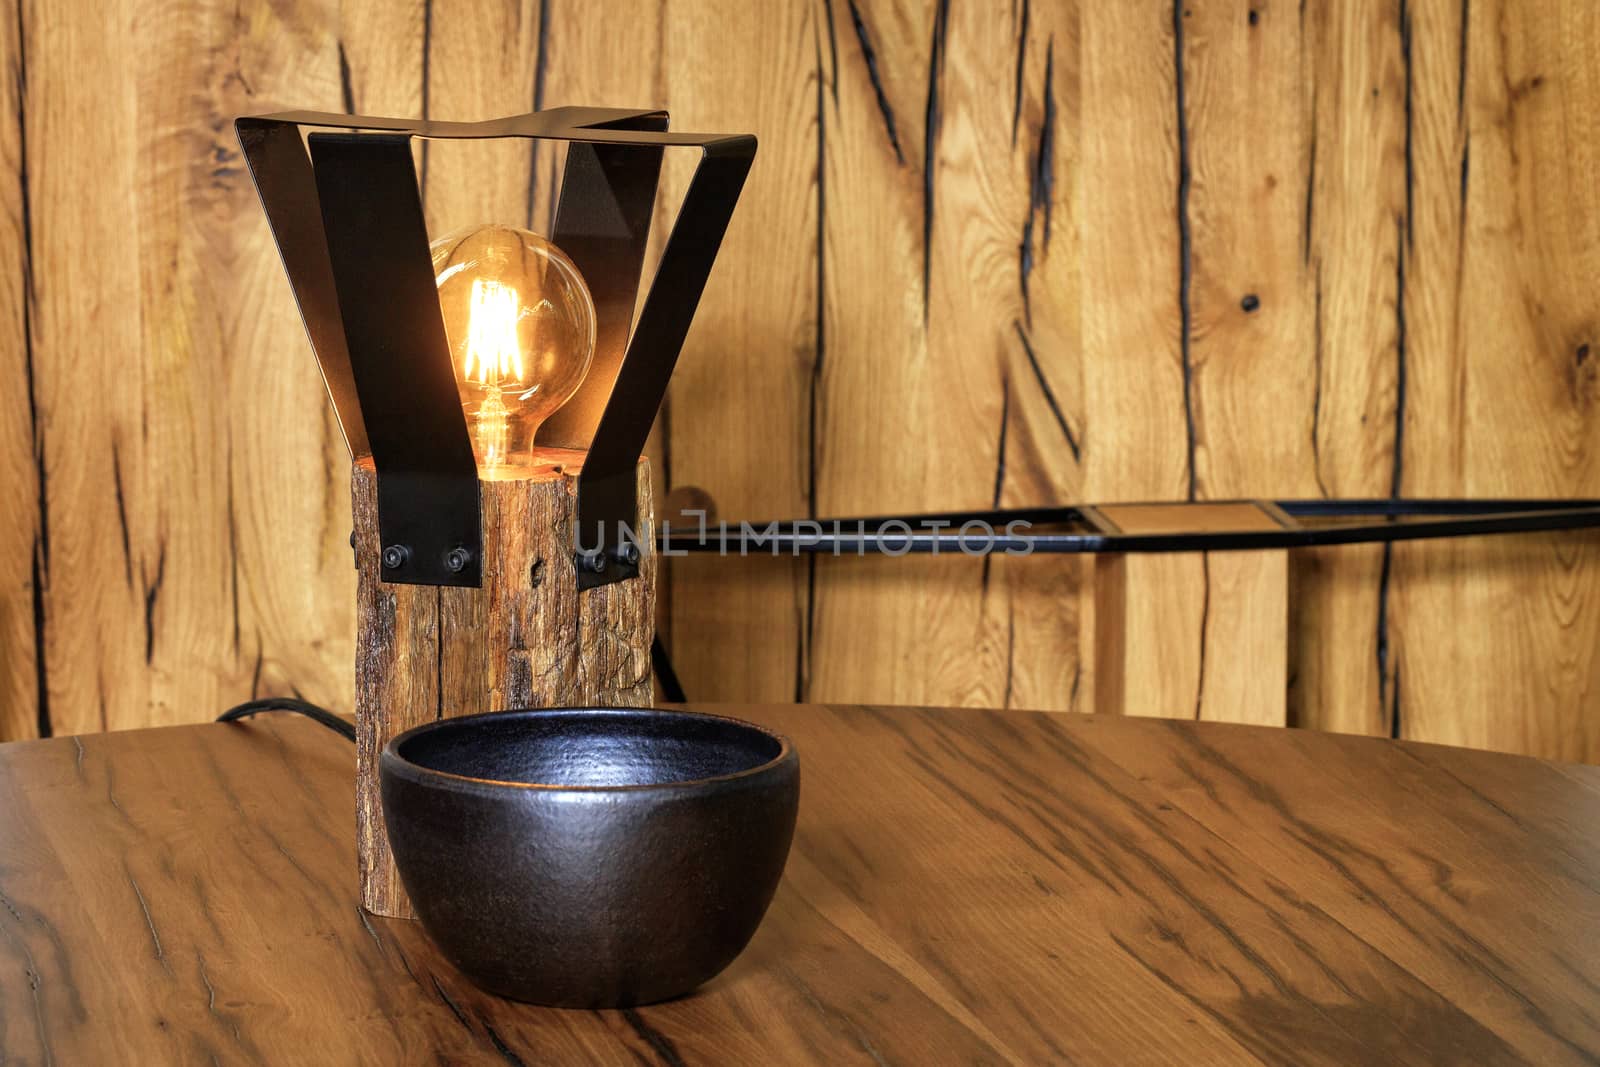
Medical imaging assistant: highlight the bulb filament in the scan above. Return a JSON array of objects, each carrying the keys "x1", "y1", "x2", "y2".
[
  {"x1": 463, "y1": 277, "x2": 526, "y2": 469},
  {"x1": 463, "y1": 278, "x2": 525, "y2": 386}
]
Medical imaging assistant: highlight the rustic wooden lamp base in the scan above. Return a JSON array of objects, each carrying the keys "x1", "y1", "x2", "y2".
[{"x1": 352, "y1": 453, "x2": 656, "y2": 918}]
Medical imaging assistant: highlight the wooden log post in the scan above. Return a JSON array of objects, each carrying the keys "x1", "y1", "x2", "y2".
[
  {"x1": 353, "y1": 453, "x2": 655, "y2": 918},
  {"x1": 1088, "y1": 503, "x2": 1288, "y2": 726}
]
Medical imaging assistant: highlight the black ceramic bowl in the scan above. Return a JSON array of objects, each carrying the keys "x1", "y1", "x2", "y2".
[{"x1": 380, "y1": 707, "x2": 799, "y2": 1008}]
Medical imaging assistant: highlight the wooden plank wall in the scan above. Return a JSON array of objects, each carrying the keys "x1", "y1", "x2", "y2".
[{"x1": 2, "y1": 0, "x2": 1598, "y2": 762}]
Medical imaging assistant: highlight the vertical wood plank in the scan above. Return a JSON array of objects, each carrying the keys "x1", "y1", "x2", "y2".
[
  {"x1": 135, "y1": 0, "x2": 351, "y2": 729},
  {"x1": 420, "y1": 0, "x2": 541, "y2": 236},
  {"x1": 656, "y1": 0, "x2": 812, "y2": 704},
  {"x1": 0, "y1": 0, "x2": 39, "y2": 739},
  {"x1": 1076, "y1": 0, "x2": 1189, "y2": 716},
  {"x1": 1290, "y1": 0, "x2": 1408, "y2": 737},
  {"x1": 806, "y1": 0, "x2": 935, "y2": 705},
  {"x1": 809, "y1": 0, "x2": 1084, "y2": 711},
  {"x1": 1093, "y1": 505, "x2": 1288, "y2": 724},
  {"x1": 997, "y1": 0, "x2": 1088, "y2": 713},
  {"x1": 26, "y1": 0, "x2": 148, "y2": 735},
  {"x1": 1395, "y1": 0, "x2": 1600, "y2": 760},
  {"x1": 226, "y1": 8, "x2": 355, "y2": 716},
  {"x1": 1186, "y1": 0, "x2": 1317, "y2": 496},
  {"x1": 1178, "y1": 0, "x2": 1313, "y2": 726},
  {"x1": 1079, "y1": 0, "x2": 1186, "y2": 502}
]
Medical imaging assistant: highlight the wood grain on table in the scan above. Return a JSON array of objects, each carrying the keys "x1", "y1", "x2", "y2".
[{"x1": 0, "y1": 703, "x2": 1597, "y2": 1064}]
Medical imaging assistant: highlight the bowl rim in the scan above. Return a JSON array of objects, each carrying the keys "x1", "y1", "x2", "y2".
[{"x1": 380, "y1": 706, "x2": 797, "y2": 796}]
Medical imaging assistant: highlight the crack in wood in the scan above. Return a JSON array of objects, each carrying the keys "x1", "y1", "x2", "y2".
[
  {"x1": 0, "y1": 882, "x2": 53, "y2": 1061},
  {"x1": 227, "y1": 462, "x2": 240, "y2": 654},
  {"x1": 111, "y1": 437, "x2": 132, "y2": 587},
  {"x1": 1310, "y1": 265, "x2": 1329, "y2": 497},
  {"x1": 1377, "y1": 540, "x2": 1396, "y2": 734},
  {"x1": 337, "y1": 41, "x2": 354, "y2": 114},
  {"x1": 197, "y1": 950, "x2": 217, "y2": 1012},
  {"x1": 1019, "y1": 37, "x2": 1055, "y2": 326},
  {"x1": 126, "y1": 871, "x2": 170, "y2": 974},
  {"x1": 143, "y1": 543, "x2": 166, "y2": 664},
  {"x1": 1303, "y1": 78, "x2": 1317, "y2": 266},
  {"x1": 1390, "y1": 663, "x2": 1403, "y2": 739},
  {"x1": 823, "y1": 0, "x2": 840, "y2": 104},
  {"x1": 31, "y1": 546, "x2": 49, "y2": 737},
  {"x1": 355, "y1": 905, "x2": 383, "y2": 952},
  {"x1": 991, "y1": 372, "x2": 1010, "y2": 510},
  {"x1": 1193, "y1": 553, "x2": 1210, "y2": 720},
  {"x1": 481, "y1": 1016, "x2": 531, "y2": 1066},
  {"x1": 1012, "y1": 321, "x2": 1079, "y2": 462},
  {"x1": 621, "y1": 1007, "x2": 686, "y2": 1067},
  {"x1": 1173, "y1": 0, "x2": 1197, "y2": 501},
  {"x1": 1401, "y1": 0, "x2": 1415, "y2": 251},
  {"x1": 16, "y1": 0, "x2": 50, "y2": 739},
  {"x1": 419, "y1": 0, "x2": 434, "y2": 196},
  {"x1": 1378, "y1": 0, "x2": 1415, "y2": 734},
  {"x1": 430, "y1": 973, "x2": 472, "y2": 1031},
  {"x1": 524, "y1": 0, "x2": 550, "y2": 230},
  {"x1": 1011, "y1": 0, "x2": 1029, "y2": 145},
  {"x1": 846, "y1": 0, "x2": 903, "y2": 164},
  {"x1": 799, "y1": 11, "x2": 831, "y2": 705},
  {"x1": 1002, "y1": 607, "x2": 1016, "y2": 709},
  {"x1": 983, "y1": 372, "x2": 1011, "y2": 589},
  {"x1": 921, "y1": 0, "x2": 949, "y2": 325}
]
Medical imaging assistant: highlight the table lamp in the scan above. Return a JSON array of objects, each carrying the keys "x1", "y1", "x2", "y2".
[{"x1": 237, "y1": 108, "x2": 754, "y2": 918}]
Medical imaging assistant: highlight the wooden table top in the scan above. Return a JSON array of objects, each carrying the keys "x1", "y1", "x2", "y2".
[{"x1": 1, "y1": 704, "x2": 1598, "y2": 1064}]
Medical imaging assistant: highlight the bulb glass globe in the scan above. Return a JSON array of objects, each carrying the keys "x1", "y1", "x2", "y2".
[{"x1": 430, "y1": 223, "x2": 597, "y2": 477}]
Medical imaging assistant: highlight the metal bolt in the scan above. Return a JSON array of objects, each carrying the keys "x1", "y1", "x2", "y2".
[
  {"x1": 443, "y1": 546, "x2": 473, "y2": 574},
  {"x1": 613, "y1": 541, "x2": 641, "y2": 566},
  {"x1": 578, "y1": 551, "x2": 607, "y2": 575},
  {"x1": 381, "y1": 544, "x2": 411, "y2": 570}
]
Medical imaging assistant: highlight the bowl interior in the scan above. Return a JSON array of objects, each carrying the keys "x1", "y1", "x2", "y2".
[{"x1": 393, "y1": 709, "x2": 785, "y2": 789}]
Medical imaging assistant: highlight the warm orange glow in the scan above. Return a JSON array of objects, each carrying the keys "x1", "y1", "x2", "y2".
[
  {"x1": 463, "y1": 278, "x2": 526, "y2": 387},
  {"x1": 431, "y1": 223, "x2": 596, "y2": 477}
]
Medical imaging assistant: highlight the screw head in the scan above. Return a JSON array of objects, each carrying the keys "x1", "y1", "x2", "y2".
[
  {"x1": 614, "y1": 541, "x2": 641, "y2": 566},
  {"x1": 579, "y1": 551, "x2": 607, "y2": 574},
  {"x1": 381, "y1": 544, "x2": 411, "y2": 570},
  {"x1": 443, "y1": 546, "x2": 473, "y2": 574}
]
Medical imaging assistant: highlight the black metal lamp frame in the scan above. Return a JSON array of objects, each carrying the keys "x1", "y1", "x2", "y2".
[{"x1": 237, "y1": 108, "x2": 755, "y2": 590}]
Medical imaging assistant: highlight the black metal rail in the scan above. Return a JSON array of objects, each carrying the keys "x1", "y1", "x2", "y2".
[{"x1": 657, "y1": 499, "x2": 1600, "y2": 555}]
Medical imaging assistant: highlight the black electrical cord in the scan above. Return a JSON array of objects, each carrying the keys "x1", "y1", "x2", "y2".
[
  {"x1": 219, "y1": 647, "x2": 685, "y2": 740},
  {"x1": 650, "y1": 635, "x2": 687, "y2": 704},
  {"x1": 216, "y1": 698, "x2": 355, "y2": 742}
]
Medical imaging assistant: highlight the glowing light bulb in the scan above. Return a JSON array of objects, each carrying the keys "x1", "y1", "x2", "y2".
[{"x1": 430, "y1": 223, "x2": 596, "y2": 476}]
